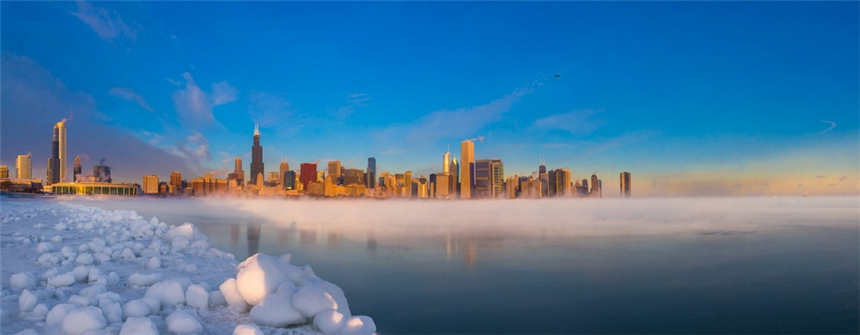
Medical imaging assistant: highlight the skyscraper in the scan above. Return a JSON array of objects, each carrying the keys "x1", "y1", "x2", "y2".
[
  {"x1": 366, "y1": 157, "x2": 376, "y2": 189},
  {"x1": 460, "y1": 140, "x2": 474, "y2": 199},
  {"x1": 0, "y1": 166, "x2": 8, "y2": 179},
  {"x1": 443, "y1": 147, "x2": 450, "y2": 174},
  {"x1": 47, "y1": 123, "x2": 61, "y2": 185},
  {"x1": 250, "y1": 125, "x2": 264, "y2": 185},
  {"x1": 328, "y1": 161, "x2": 342, "y2": 183},
  {"x1": 279, "y1": 161, "x2": 289, "y2": 186},
  {"x1": 16, "y1": 154, "x2": 31, "y2": 179},
  {"x1": 143, "y1": 175, "x2": 159, "y2": 194},
  {"x1": 404, "y1": 170, "x2": 413, "y2": 197},
  {"x1": 283, "y1": 170, "x2": 296, "y2": 190},
  {"x1": 56, "y1": 120, "x2": 67, "y2": 182},
  {"x1": 73, "y1": 156, "x2": 82, "y2": 182},
  {"x1": 449, "y1": 158, "x2": 459, "y2": 197},
  {"x1": 233, "y1": 157, "x2": 245, "y2": 184},
  {"x1": 300, "y1": 163, "x2": 317, "y2": 191},
  {"x1": 474, "y1": 159, "x2": 491, "y2": 198},
  {"x1": 491, "y1": 159, "x2": 504, "y2": 199},
  {"x1": 170, "y1": 171, "x2": 182, "y2": 194},
  {"x1": 621, "y1": 172, "x2": 631, "y2": 197},
  {"x1": 539, "y1": 158, "x2": 548, "y2": 197},
  {"x1": 591, "y1": 174, "x2": 599, "y2": 197}
]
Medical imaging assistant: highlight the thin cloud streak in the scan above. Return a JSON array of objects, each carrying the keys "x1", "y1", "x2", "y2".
[
  {"x1": 109, "y1": 87, "x2": 153, "y2": 111},
  {"x1": 817, "y1": 120, "x2": 836, "y2": 134},
  {"x1": 70, "y1": 1, "x2": 138, "y2": 43}
]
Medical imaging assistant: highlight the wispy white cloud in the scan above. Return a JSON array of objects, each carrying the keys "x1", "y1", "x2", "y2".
[
  {"x1": 109, "y1": 87, "x2": 153, "y2": 111},
  {"x1": 531, "y1": 109, "x2": 605, "y2": 135},
  {"x1": 211, "y1": 81, "x2": 239, "y2": 106},
  {"x1": 70, "y1": 1, "x2": 138, "y2": 44},
  {"x1": 817, "y1": 120, "x2": 836, "y2": 134},
  {"x1": 170, "y1": 73, "x2": 237, "y2": 131},
  {"x1": 248, "y1": 91, "x2": 299, "y2": 131},
  {"x1": 330, "y1": 93, "x2": 370, "y2": 120}
]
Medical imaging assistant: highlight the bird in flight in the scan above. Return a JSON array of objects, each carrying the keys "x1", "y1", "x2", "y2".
[{"x1": 554, "y1": 74, "x2": 560, "y2": 78}]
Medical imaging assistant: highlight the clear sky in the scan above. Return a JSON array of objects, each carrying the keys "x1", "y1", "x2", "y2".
[{"x1": 2, "y1": 1, "x2": 857, "y2": 196}]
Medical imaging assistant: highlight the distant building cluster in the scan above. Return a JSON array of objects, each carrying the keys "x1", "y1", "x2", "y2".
[{"x1": 2, "y1": 122, "x2": 632, "y2": 199}]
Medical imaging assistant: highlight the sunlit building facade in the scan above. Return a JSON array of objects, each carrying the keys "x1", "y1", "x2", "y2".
[
  {"x1": 621, "y1": 172, "x2": 631, "y2": 197},
  {"x1": 143, "y1": 175, "x2": 159, "y2": 194},
  {"x1": 0, "y1": 166, "x2": 8, "y2": 179},
  {"x1": 17, "y1": 154, "x2": 32, "y2": 179},
  {"x1": 49, "y1": 182, "x2": 138, "y2": 196},
  {"x1": 460, "y1": 140, "x2": 474, "y2": 199}
]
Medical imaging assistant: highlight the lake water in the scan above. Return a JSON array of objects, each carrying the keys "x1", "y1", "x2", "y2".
[{"x1": 55, "y1": 196, "x2": 858, "y2": 334}]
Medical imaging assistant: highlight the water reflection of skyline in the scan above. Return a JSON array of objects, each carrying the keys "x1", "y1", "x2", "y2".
[{"x1": 227, "y1": 220, "x2": 511, "y2": 268}]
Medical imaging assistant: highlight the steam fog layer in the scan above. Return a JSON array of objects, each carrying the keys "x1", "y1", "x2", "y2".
[{"x1": 54, "y1": 196, "x2": 859, "y2": 334}]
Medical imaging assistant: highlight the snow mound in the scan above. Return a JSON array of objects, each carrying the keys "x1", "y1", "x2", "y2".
[
  {"x1": 61, "y1": 306, "x2": 107, "y2": 335},
  {"x1": 9, "y1": 272, "x2": 37, "y2": 290},
  {"x1": 166, "y1": 309, "x2": 203, "y2": 335},
  {"x1": 233, "y1": 323, "x2": 264, "y2": 335},
  {"x1": 119, "y1": 316, "x2": 159, "y2": 335},
  {"x1": 144, "y1": 279, "x2": 188, "y2": 306}
]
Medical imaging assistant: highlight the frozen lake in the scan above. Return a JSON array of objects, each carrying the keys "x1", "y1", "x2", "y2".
[{"x1": 53, "y1": 196, "x2": 859, "y2": 334}]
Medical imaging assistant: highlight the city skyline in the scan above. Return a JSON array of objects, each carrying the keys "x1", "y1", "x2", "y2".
[{"x1": 1, "y1": 2, "x2": 857, "y2": 196}]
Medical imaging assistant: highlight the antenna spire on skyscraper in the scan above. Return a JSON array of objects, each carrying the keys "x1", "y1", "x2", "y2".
[{"x1": 254, "y1": 124, "x2": 259, "y2": 136}]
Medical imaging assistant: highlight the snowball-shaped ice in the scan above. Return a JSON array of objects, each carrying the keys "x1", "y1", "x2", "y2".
[
  {"x1": 102, "y1": 302, "x2": 123, "y2": 323},
  {"x1": 312, "y1": 279, "x2": 352, "y2": 317},
  {"x1": 14, "y1": 329, "x2": 39, "y2": 335},
  {"x1": 293, "y1": 284, "x2": 339, "y2": 319},
  {"x1": 47, "y1": 272, "x2": 76, "y2": 288},
  {"x1": 219, "y1": 278, "x2": 249, "y2": 313},
  {"x1": 75, "y1": 253, "x2": 94, "y2": 266},
  {"x1": 93, "y1": 253, "x2": 111, "y2": 264},
  {"x1": 186, "y1": 284, "x2": 209, "y2": 310},
  {"x1": 335, "y1": 316, "x2": 377, "y2": 335},
  {"x1": 119, "y1": 316, "x2": 159, "y2": 335},
  {"x1": 120, "y1": 248, "x2": 136, "y2": 259},
  {"x1": 232, "y1": 323, "x2": 264, "y2": 335},
  {"x1": 122, "y1": 300, "x2": 151, "y2": 320},
  {"x1": 31, "y1": 303, "x2": 49, "y2": 320},
  {"x1": 10, "y1": 272, "x2": 37, "y2": 290},
  {"x1": 128, "y1": 273, "x2": 161, "y2": 287},
  {"x1": 249, "y1": 283, "x2": 307, "y2": 327},
  {"x1": 144, "y1": 280, "x2": 186, "y2": 306},
  {"x1": 68, "y1": 295, "x2": 94, "y2": 306},
  {"x1": 73, "y1": 266, "x2": 91, "y2": 282},
  {"x1": 19, "y1": 289, "x2": 37, "y2": 312},
  {"x1": 36, "y1": 241, "x2": 53, "y2": 253},
  {"x1": 313, "y1": 309, "x2": 345, "y2": 335},
  {"x1": 166, "y1": 223, "x2": 197, "y2": 241},
  {"x1": 61, "y1": 306, "x2": 107, "y2": 335},
  {"x1": 184, "y1": 264, "x2": 198, "y2": 273},
  {"x1": 80, "y1": 285, "x2": 107, "y2": 298},
  {"x1": 166, "y1": 309, "x2": 203, "y2": 335},
  {"x1": 236, "y1": 253, "x2": 289, "y2": 306}
]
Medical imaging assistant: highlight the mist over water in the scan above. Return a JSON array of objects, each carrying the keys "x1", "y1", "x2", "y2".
[{"x1": 56, "y1": 196, "x2": 859, "y2": 334}]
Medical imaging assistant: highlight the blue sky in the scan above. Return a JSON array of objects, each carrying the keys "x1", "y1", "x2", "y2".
[{"x1": 2, "y1": 1, "x2": 857, "y2": 196}]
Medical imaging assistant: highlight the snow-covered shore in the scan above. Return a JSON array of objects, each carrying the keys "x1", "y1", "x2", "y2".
[{"x1": 0, "y1": 200, "x2": 376, "y2": 335}]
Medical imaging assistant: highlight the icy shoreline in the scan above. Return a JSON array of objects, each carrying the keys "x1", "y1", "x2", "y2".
[{"x1": 0, "y1": 200, "x2": 375, "y2": 335}]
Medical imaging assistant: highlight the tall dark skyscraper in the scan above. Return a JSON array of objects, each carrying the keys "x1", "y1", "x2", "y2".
[
  {"x1": 47, "y1": 124, "x2": 60, "y2": 185},
  {"x1": 73, "y1": 156, "x2": 82, "y2": 182},
  {"x1": 300, "y1": 163, "x2": 317, "y2": 191},
  {"x1": 367, "y1": 157, "x2": 376, "y2": 189},
  {"x1": 620, "y1": 172, "x2": 631, "y2": 197},
  {"x1": 250, "y1": 125, "x2": 264, "y2": 185}
]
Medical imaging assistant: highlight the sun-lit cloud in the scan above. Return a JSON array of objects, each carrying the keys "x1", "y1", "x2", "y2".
[
  {"x1": 109, "y1": 87, "x2": 153, "y2": 111},
  {"x1": 531, "y1": 109, "x2": 605, "y2": 135},
  {"x1": 70, "y1": 1, "x2": 138, "y2": 44},
  {"x1": 211, "y1": 81, "x2": 239, "y2": 106},
  {"x1": 171, "y1": 73, "x2": 237, "y2": 131}
]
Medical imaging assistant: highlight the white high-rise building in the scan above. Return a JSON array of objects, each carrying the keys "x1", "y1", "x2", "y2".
[{"x1": 16, "y1": 154, "x2": 31, "y2": 179}]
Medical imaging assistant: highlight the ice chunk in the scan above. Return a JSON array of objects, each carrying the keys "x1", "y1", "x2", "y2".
[
  {"x1": 184, "y1": 264, "x2": 198, "y2": 273},
  {"x1": 101, "y1": 302, "x2": 123, "y2": 323},
  {"x1": 68, "y1": 294, "x2": 95, "y2": 306},
  {"x1": 15, "y1": 329, "x2": 39, "y2": 335},
  {"x1": 166, "y1": 309, "x2": 203, "y2": 335},
  {"x1": 47, "y1": 272, "x2": 76, "y2": 288},
  {"x1": 249, "y1": 283, "x2": 307, "y2": 327},
  {"x1": 120, "y1": 248, "x2": 136, "y2": 259},
  {"x1": 335, "y1": 316, "x2": 376, "y2": 335},
  {"x1": 31, "y1": 303, "x2": 49, "y2": 320},
  {"x1": 73, "y1": 266, "x2": 91, "y2": 282},
  {"x1": 232, "y1": 323, "x2": 264, "y2": 335},
  {"x1": 80, "y1": 284, "x2": 107, "y2": 298},
  {"x1": 312, "y1": 279, "x2": 352, "y2": 317},
  {"x1": 185, "y1": 284, "x2": 209, "y2": 310},
  {"x1": 209, "y1": 291, "x2": 226, "y2": 307},
  {"x1": 119, "y1": 316, "x2": 159, "y2": 335},
  {"x1": 293, "y1": 284, "x2": 338, "y2": 319},
  {"x1": 36, "y1": 241, "x2": 53, "y2": 253},
  {"x1": 75, "y1": 253, "x2": 94, "y2": 266},
  {"x1": 146, "y1": 257, "x2": 161, "y2": 269},
  {"x1": 219, "y1": 278, "x2": 249, "y2": 313},
  {"x1": 165, "y1": 223, "x2": 196, "y2": 242},
  {"x1": 172, "y1": 236, "x2": 190, "y2": 249},
  {"x1": 128, "y1": 273, "x2": 161, "y2": 287},
  {"x1": 10, "y1": 272, "x2": 37, "y2": 290},
  {"x1": 107, "y1": 272, "x2": 120, "y2": 285},
  {"x1": 314, "y1": 309, "x2": 345, "y2": 335},
  {"x1": 61, "y1": 306, "x2": 107, "y2": 335},
  {"x1": 236, "y1": 253, "x2": 289, "y2": 305},
  {"x1": 46, "y1": 303, "x2": 75, "y2": 327},
  {"x1": 122, "y1": 300, "x2": 151, "y2": 320},
  {"x1": 144, "y1": 280, "x2": 186, "y2": 306},
  {"x1": 19, "y1": 289, "x2": 37, "y2": 312},
  {"x1": 51, "y1": 235, "x2": 63, "y2": 243},
  {"x1": 94, "y1": 253, "x2": 112, "y2": 264},
  {"x1": 140, "y1": 296, "x2": 161, "y2": 314}
]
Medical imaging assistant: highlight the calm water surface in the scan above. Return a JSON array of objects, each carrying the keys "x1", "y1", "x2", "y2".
[{"x1": 57, "y1": 197, "x2": 858, "y2": 334}]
